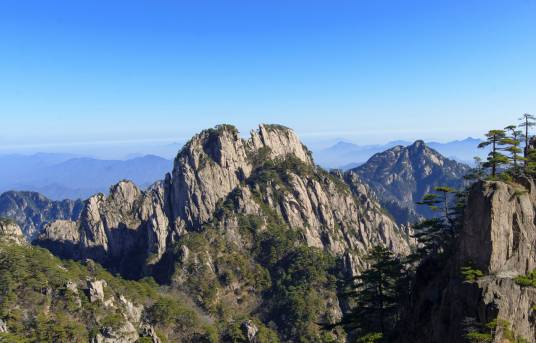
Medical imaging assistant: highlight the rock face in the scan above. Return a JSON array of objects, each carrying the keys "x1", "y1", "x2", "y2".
[
  {"x1": 39, "y1": 180, "x2": 170, "y2": 278},
  {"x1": 0, "y1": 218, "x2": 26, "y2": 245},
  {"x1": 37, "y1": 124, "x2": 411, "y2": 340},
  {"x1": 352, "y1": 140, "x2": 470, "y2": 224},
  {"x1": 0, "y1": 191, "x2": 83, "y2": 239},
  {"x1": 39, "y1": 124, "x2": 409, "y2": 276},
  {"x1": 400, "y1": 179, "x2": 536, "y2": 342}
]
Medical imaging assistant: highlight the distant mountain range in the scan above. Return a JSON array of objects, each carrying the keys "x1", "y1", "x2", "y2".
[
  {"x1": 313, "y1": 137, "x2": 487, "y2": 169},
  {"x1": 0, "y1": 153, "x2": 173, "y2": 200}
]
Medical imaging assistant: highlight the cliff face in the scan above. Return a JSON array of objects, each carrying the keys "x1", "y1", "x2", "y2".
[
  {"x1": 0, "y1": 191, "x2": 83, "y2": 239},
  {"x1": 401, "y1": 179, "x2": 536, "y2": 343},
  {"x1": 352, "y1": 140, "x2": 470, "y2": 224}
]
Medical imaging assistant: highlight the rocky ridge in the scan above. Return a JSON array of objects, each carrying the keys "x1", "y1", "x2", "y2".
[
  {"x1": 34, "y1": 124, "x2": 411, "y2": 341},
  {"x1": 39, "y1": 124, "x2": 409, "y2": 274}
]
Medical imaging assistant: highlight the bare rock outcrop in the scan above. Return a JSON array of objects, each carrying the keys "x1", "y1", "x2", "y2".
[
  {"x1": 400, "y1": 179, "x2": 536, "y2": 342},
  {"x1": 0, "y1": 218, "x2": 26, "y2": 245},
  {"x1": 38, "y1": 124, "x2": 410, "y2": 277}
]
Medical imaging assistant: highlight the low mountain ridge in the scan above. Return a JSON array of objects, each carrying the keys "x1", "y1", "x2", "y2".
[{"x1": 352, "y1": 140, "x2": 470, "y2": 224}]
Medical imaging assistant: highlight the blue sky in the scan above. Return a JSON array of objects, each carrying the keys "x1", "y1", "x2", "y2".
[{"x1": 1, "y1": 0, "x2": 535, "y2": 155}]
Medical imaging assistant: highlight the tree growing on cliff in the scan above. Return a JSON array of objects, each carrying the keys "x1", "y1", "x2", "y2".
[
  {"x1": 502, "y1": 125, "x2": 524, "y2": 176},
  {"x1": 518, "y1": 113, "x2": 536, "y2": 171},
  {"x1": 332, "y1": 246, "x2": 408, "y2": 342},
  {"x1": 411, "y1": 186, "x2": 459, "y2": 260},
  {"x1": 478, "y1": 130, "x2": 508, "y2": 178}
]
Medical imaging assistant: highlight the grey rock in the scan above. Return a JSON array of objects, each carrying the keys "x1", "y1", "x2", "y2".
[
  {"x1": 241, "y1": 320, "x2": 259, "y2": 343},
  {"x1": 0, "y1": 218, "x2": 26, "y2": 245},
  {"x1": 0, "y1": 318, "x2": 8, "y2": 333},
  {"x1": 401, "y1": 179, "x2": 536, "y2": 342}
]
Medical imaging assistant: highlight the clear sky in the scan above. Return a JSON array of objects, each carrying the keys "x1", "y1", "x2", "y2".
[{"x1": 1, "y1": 0, "x2": 535, "y2": 154}]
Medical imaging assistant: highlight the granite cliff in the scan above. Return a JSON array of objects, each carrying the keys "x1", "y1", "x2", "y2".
[{"x1": 400, "y1": 178, "x2": 536, "y2": 343}]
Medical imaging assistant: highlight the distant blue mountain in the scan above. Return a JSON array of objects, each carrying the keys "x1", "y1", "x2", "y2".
[
  {"x1": 0, "y1": 154, "x2": 173, "y2": 200},
  {"x1": 313, "y1": 137, "x2": 488, "y2": 169}
]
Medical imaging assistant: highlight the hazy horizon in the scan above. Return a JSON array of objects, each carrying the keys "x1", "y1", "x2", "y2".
[{"x1": 1, "y1": 0, "x2": 535, "y2": 153}]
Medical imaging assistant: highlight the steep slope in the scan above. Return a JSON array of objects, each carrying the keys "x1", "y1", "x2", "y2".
[
  {"x1": 399, "y1": 178, "x2": 536, "y2": 343},
  {"x1": 37, "y1": 124, "x2": 410, "y2": 341},
  {"x1": 0, "y1": 191, "x2": 84, "y2": 239},
  {"x1": 0, "y1": 228, "x2": 216, "y2": 342},
  {"x1": 352, "y1": 140, "x2": 470, "y2": 224}
]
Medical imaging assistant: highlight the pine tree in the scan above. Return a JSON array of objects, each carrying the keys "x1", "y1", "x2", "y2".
[
  {"x1": 478, "y1": 130, "x2": 508, "y2": 177},
  {"x1": 333, "y1": 246, "x2": 407, "y2": 342},
  {"x1": 411, "y1": 186, "x2": 459, "y2": 260},
  {"x1": 518, "y1": 113, "x2": 536, "y2": 171},
  {"x1": 502, "y1": 125, "x2": 524, "y2": 175},
  {"x1": 464, "y1": 156, "x2": 485, "y2": 181}
]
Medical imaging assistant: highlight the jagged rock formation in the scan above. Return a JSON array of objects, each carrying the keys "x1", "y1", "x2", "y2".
[
  {"x1": 40, "y1": 124, "x2": 409, "y2": 273},
  {"x1": 39, "y1": 180, "x2": 170, "y2": 278},
  {"x1": 399, "y1": 178, "x2": 536, "y2": 342},
  {"x1": 351, "y1": 140, "x2": 470, "y2": 224},
  {"x1": 0, "y1": 218, "x2": 26, "y2": 245},
  {"x1": 37, "y1": 124, "x2": 411, "y2": 341},
  {"x1": 0, "y1": 191, "x2": 83, "y2": 239}
]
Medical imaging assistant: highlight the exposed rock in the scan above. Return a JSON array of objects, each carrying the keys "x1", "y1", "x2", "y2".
[
  {"x1": 40, "y1": 124, "x2": 409, "y2": 277},
  {"x1": 93, "y1": 320, "x2": 139, "y2": 343},
  {"x1": 139, "y1": 323, "x2": 162, "y2": 343},
  {"x1": 35, "y1": 124, "x2": 412, "y2": 340},
  {"x1": 351, "y1": 140, "x2": 470, "y2": 224},
  {"x1": 400, "y1": 179, "x2": 536, "y2": 342},
  {"x1": 87, "y1": 279, "x2": 109, "y2": 305},
  {"x1": 0, "y1": 218, "x2": 26, "y2": 245},
  {"x1": 119, "y1": 295, "x2": 143, "y2": 323},
  {"x1": 241, "y1": 320, "x2": 259, "y2": 343},
  {"x1": 0, "y1": 191, "x2": 83, "y2": 239},
  {"x1": 39, "y1": 180, "x2": 170, "y2": 278},
  {"x1": 0, "y1": 318, "x2": 8, "y2": 333}
]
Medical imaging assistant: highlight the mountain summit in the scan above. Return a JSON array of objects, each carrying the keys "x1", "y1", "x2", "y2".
[{"x1": 351, "y1": 140, "x2": 470, "y2": 224}]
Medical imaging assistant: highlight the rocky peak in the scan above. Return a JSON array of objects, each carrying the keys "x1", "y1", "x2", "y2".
[
  {"x1": 169, "y1": 124, "x2": 314, "y2": 230},
  {"x1": 249, "y1": 124, "x2": 314, "y2": 165},
  {"x1": 352, "y1": 140, "x2": 470, "y2": 224}
]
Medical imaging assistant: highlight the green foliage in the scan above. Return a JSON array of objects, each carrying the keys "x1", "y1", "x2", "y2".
[
  {"x1": 356, "y1": 332, "x2": 384, "y2": 343},
  {"x1": 145, "y1": 297, "x2": 198, "y2": 328},
  {"x1": 0, "y1": 243, "x2": 216, "y2": 342},
  {"x1": 514, "y1": 270, "x2": 536, "y2": 287},
  {"x1": 461, "y1": 266, "x2": 484, "y2": 283},
  {"x1": 466, "y1": 331, "x2": 493, "y2": 343},
  {"x1": 335, "y1": 246, "x2": 408, "y2": 342},
  {"x1": 465, "y1": 318, "x2": 529, "y2": 343},
  {"x1": 479, "y1": 129, "x2": 509, "y2": 177}
]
